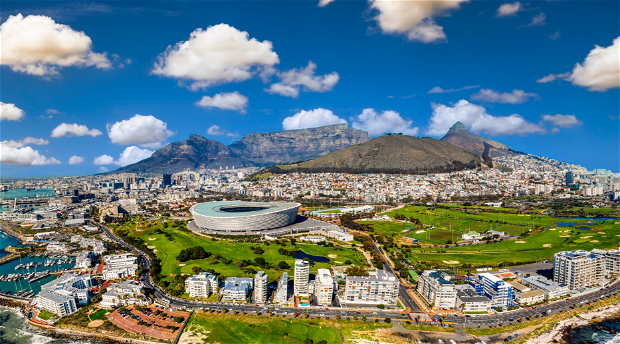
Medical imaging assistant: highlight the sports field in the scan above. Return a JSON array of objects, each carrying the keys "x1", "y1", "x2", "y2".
[
  {"x1": 183, "y1": 313, "x2": 392, "y2": 344},
  {"x1": 119, "y1": 219, "x2": 365, "y2": 282}
]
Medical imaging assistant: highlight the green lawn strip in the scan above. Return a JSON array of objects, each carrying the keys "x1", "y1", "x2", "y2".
[
  {"x1": 359, "y1": 220, "x2": 415, "y2": 236},
  {"x1": 39, "y1": 310, "x2": 57, "y2": 320},
  {"x1": 295, "y1": 243, "x2": 364, "y2": 266},
  {"x1": 89, "y1": 309, "x2": 107, "y2": 321},
  {"x1": 401, "y1": 323, "x2": 456, "y2": 333}
]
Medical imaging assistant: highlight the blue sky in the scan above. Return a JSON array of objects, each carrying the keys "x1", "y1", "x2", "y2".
[{"x1": 1, "y1": 0, "x2": 618, "y2": 177}]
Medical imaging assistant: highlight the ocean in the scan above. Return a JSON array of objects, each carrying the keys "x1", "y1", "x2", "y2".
[
  {"x1": 0, "y1": 188, "x2": 56, "y2": 200},
  {"x1": 565, "y1": 318, "x2": 620, "y2": 344}
]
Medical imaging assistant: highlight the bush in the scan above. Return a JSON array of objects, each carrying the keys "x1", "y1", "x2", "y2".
[
  {"x1": 253, "y1": 247, "x2": 265, "y2": 255},
  {"x1": 377, "y1": 304, "x2": 385, "y2": 309},
  {"x1": 344, "y1": 260, "x2": 352, "y2": 265},
  {"x1": 177, "y1": 246, "x2": 211, "y2": 262},
  {"x1": 384, "y1": 317, "x2": 391, "y2": 323},
  {"x1": 278, "y1": 261, "x2": 290, "y2": 270}
]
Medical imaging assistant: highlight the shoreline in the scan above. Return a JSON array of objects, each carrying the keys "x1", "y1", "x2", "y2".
[{"x1": 524, "y1": 303, "x2": 620, "y2": 344}]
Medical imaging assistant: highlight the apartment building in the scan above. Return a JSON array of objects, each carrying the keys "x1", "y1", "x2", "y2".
[
  {"x1": 185, "y1": 272, "x2": 219, "y2": 298},
  {"x1": 314, "y1": 268, "x2": 334, "y2": 306},
  {"x1": 478, "y1": 273, "x2": 514, "y2": 308},
  {"x1": 592, "y1": 248, "x2": 620, "y2": 276},
  {"x1": 553, "y1": 250, "x2": 605, "y2": 290},
  {"x1": 254, "y1": 271, "x2": 268, "y2": 304},
  {"x1": 74, "y1": 251, "x2": 93, "y2": 270},
  {"x1": 417, "y1": 270, "x2": 456, "y2": 309},
  {"x1": 515, "y1": 289, "x2": 545, "y2": 305},
  {"x1": 40, "y1": 273, "x2": 94, "y2": 306},
  {"x1": 222, "y1": 277, "x2": 253, "y2": 301},
  {"x1": 100, "y1": 280, "x2": 150, "y2": 308},
  {"x1": 104, "y1": 253, "x2": 138, "y2": 270},
  {"x1": 522, "y1": 276, "x2": 569, "y2": 299},
  {"x1": 275, "y1": 272, "x2": 289, "y2": 303},
  {"x1": 455, "y1": 285, "x2": 491, "y2": 312},
  {"x1": 344, "y1": 270, "x2": 399, "y2": 306},
  {"x1": 35, "y1": 291, "x2": 77, "y2": 317},
  {"x1": 294, "y1": 259, "x2": 310, "y2": 296}
]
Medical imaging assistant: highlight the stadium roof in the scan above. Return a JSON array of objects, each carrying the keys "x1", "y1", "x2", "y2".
[{"x1": 192, "y1": 201, "x2": 300, "y2": 218}]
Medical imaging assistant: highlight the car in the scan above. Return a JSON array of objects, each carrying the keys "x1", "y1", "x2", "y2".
[
  {"x1": 449, "y1": 340, "x2": 456, "y2": 344},
  {"x1": 514, "y1": 334, "x2": 520, "y2": 338},
  {"x1": 438, "y1": 340, "x2": 444, "y2": 344},
  {"x1": 509, "y1": 317, "x2": 513, "y2": 321}
]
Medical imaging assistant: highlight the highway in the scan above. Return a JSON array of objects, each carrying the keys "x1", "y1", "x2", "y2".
[{"x1": 95, "y1": 221, "x2": 410, "y2": 321}]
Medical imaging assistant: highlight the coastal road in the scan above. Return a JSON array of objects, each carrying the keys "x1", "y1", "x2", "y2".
[{"x1": 95, "y1": 221, "x2": 409, "y2": 321}]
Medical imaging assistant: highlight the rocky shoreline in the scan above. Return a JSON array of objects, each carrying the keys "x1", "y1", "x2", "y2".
[{"x1": 525, "y1": 303, "x2": 620, "y2": 344}]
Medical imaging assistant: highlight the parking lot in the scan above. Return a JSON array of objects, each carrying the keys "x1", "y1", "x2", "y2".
[
  {"x1": 107, "y1": 306, "x2": 189, "y2": 340},
  {"x1": 508, "y1": 263, "x2": 553, "y2": 279}
]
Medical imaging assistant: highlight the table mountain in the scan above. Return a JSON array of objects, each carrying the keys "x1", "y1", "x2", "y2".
[
  {"x1": 440, "y1": 121, "x2": 525, "y2": 158},
  {"x1": 109, "y1": 124, "x2": 369, "y2": 174},
  {"x1": 254, "y1": 134, "x2": 483, "y2": 177}
]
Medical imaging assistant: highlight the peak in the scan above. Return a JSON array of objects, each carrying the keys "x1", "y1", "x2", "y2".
[
  {"x1": 447, "y1": 121, "x2": 469, "y2": 133},
  {"x1": 187, "y1": 134, "x2": 207, "y2": 141}
]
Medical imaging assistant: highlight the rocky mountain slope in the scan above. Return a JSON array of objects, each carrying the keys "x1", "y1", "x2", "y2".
[
  {"x1": 110, "y1": 124, "x2": 369, "y2": 174},
  {"x1": 440, "y1": 122, "x2": 525, "y2": 158},
  {"x1": 254, "y1": 134, "x2": 483, "y2": 177}
]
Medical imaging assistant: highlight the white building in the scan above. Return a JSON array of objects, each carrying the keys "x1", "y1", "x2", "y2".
[
  {"x1": 294, "y1": 259, "x2": 310, "y2": 296},
  {"x1": 455, "y1": 286, "x2": 490, "y2": 312},
  {"x1": 327, "y1": 230, "x2": 354, "y2": 242},
  {"x1": 254, "y1": 271, "x2": 268, "y2": 304},
  {"x1": 103, "y1": 266, "x2": 137, "y2": 280},
  {"x1": 185, "y1": 272, "x2": 219, "y2": 298},
  {"x1": 46, "y1": 241, "x2": 68, "y2": 252},
  {"x1": 222, "y1": 277, "x2": 253, "y2": 301},
  {"x1": 515, "y1": 289, "x2": 545, "y2": 305},
  {"x1": 522, "y1": 276, "x2": 569, "y2": 299},
  {"x1": 102, "y1": 253, "x2": 138, "y2": 280},
  {"x1": 35, "y1": 291, "x2": 77, "y2": 317},
  {"x1": 275, "y1": 272, "x2": 289, "y2": 303},
  {"x1": 344, "y1": 270, "x2": 399, "y2": 306},
  {"x1": 417, "y1": 270, "x2": 456, "y2": 309},
  {"x1": 592, "y1": 248, "x2": 620, "y2": 276},
  {"x1": 100, "y1": 280, "x2": 149, "y2": 308},
  {"x1": 477, "y1": 273, "x2": 514, "y2": 309},
  {"x1": 553, "y1": 250, "x2": 605, "y2": 290},
  {"x1": 314, "y1": 268, "x2": 334, "y2": 306},
  {"x1": 300, "y1": 236, "x2": 325, "y2": 243},
  {"x1": 74, "y1": 251, "x2": 93, "y2": 270}
]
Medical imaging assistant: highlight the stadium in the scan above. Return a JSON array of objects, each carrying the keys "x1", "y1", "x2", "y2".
[{"x1": 189, "y1": 201, "x2": 302, "y2": 234}]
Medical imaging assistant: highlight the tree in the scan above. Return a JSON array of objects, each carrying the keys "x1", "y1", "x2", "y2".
[
  {"x1": 253, "y1": 247, "x2": 265, "y2": 255},
  {"x1": 317, "y1": 341, "x2": 327, "y2": 344},
  {"x1": 377, "y1": 304, "x2": 385, "y2": 309},
  {"x1": 353, "y1": 315, "x2": 358, "y2": 320},
  {"x1": 192, "y1": 266, "x2": 203, "y2": 274},
  {"x1": 304, "y1": 313, "x2": 309, "y2": 318},
  {"x1": 345, "y1": 266, "x2": 369, "y2": 277},
  {"x1": 344, "y1": 260, "x2": 352, "y2": 265},
  {"x1": 384, "y1": 317, "x2": 391, "y2": 323},
  {"x1": 336, "y1": 314, "x2": 341, "y2": 320},
  {"x1": 303, "y1": 339, "x2": 313, "y2": 344},
  {"x1": 278, "y1": 261, "x2": 290, "y2": 270},
  {"x1": 362, "y1": 316, "x2": 367, "y2": 321}
]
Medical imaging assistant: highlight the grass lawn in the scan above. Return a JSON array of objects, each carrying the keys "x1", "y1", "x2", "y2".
[
  {"x1": 39, "y1": 310, "x2": 57, "y2": 320},
  {"x1": 184, "y1": 312, "x2": 392, "y2": 344},
  {"x1": 123, "y1": 222, "x2": 364, "y2": 283},
  {"x1": 89, "y1": 309, "x2": 107, "y2": 321},
  {"x1": 408, "y1": 223, "x2": 620, "y2": 265},
  {"x1": 359, "y1": 220, "x2": 415, "y2": 236}
]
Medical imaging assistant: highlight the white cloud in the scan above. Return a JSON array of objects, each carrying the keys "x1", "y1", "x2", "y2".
[
  {"x1": 68, "y1": 155, "x2": 85, "y2": 165},
  {"x1": 3, "y1": 137, "x2": 49, "y2": 148},
  {"x1": 425, "y1": 99, "x2": 545, "y2": 137},
  {"x1": 195, "y1": 92, "x2": 248, "y2": 114},
  {"x1": 0, "y1": 142, "x2": 61, "y2": 166},
  {"x1": 521, "y1": 12, "x2": 546, "y2": 27},
  {"x1": 93, "y1": 147, "x2": 153, "y2": 166},
  {"x1": 93, "y1": 154, "x2": 114, "y2": 165},
  {"x1": 0, "y1": 14, "x2": 110, "y2": 76},
  {"x1": 537, "y1": 37, "x2": 619, "y2": 92},
  {"x1": 282, "y1": 108, "x2": 346, "y2": 130},
  {"x1": 351, "y1": 109, "x2": 419, "y2": 137},
  {"x1": 470, "y1": 89, "x2": 539, "y2": 104},
  {"x1": 51, "y1": 123, "x2": 102, "y2": 138},
  {"x1": 567, "y1": 37, "x2": 620, "y2": 92},
  {"x1": 550, "y1": 31, "x2": 561, "y2": 41},
  {"x1": 96, "y1": 166, "x2": 109, "y2": 173},
  {"x1": 496, "y1": 2, "x2": 522, "y2": 17},
  {"x1": 114, "y1": 146, "x2": 153, "y2": 166},
  {"x1": 107, "y1": 114, "x2": 174, "y2": 149},
  {"x1": 428, "y1": 85, "x2": 479, "y2": 94},
  {"x1": 45, "y1": 109, "x2": 62, "y2": 114},
  {"x1": 318, "y1": 0, "x2": 335, "y2": 7},
  {"x1": 542, "y1": 114, "x2": 582, "y2": 128},
  {"x1": 0, "y1": 102, "x2": 25, "y2": 121},
  {"x1": 152, "y1": 24, "x2": 279, "y2": 90},
  {"x1": 266, "y1": 61, "x2": 339, "y2": 98},
  {"x1": 206, "y1": 125, "x2": 238, "y2": 137},
  {"x1": 369, "y1": 0, "x2": 468, "y2": 43}
]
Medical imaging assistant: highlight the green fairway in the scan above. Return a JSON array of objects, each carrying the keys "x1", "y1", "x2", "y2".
[
  {"x1": 406, "y1": 223, "x2": 620, "y2": 265},
  {"x1": 184, "y1": 313, "x2": 391, "y2": 344},
  {"x1": 119, "y1": 219, "x2": 364, "y2": 282},
  {"x1": 359, "y1": 220, "x2": 416, "y2": 236}
]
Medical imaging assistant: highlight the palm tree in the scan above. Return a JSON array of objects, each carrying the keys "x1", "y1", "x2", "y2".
[
  {"x1": 304, "y1": 313, "x2": 309, "y2": 318},
  {"x1": 336, "y1": 314, "x2": 341, "y2": 320},
  {"x1": 362, "y1": 316, "x2": 367, "y2": 321},
  {"x1": 353, "y1": 315, "x2": 358, "y2": 320},
  {"x1": 416, "y1": 315, "x2": 421, "y2": 323}
]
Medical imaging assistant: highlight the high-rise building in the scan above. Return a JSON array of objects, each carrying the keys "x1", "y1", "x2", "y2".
[
  {"x1": 478, "y1": 273, "x2": 514, "y2": 308},
  {"x1": 162, "y1": 173, "x2": 172, "y2": 187},
  {"x1": 294, "y1": 259, "x2": 310, "y2": 296},
  {"x1": 275, "y1": 272, "x2": 289, "y2": 303},
  {"x1": 565, "y1": 171, "x2": 574, "y2": 186},
  {"x1": 313, "y1": 268, "x2": 334, "y2": 306},
  {"x1": 254, "y1": 271, "x2": 268, "y2": 304},
  {"x1": 553, "y1": 250, "x2": 605, "y2": 291},
  {"x1": 344, "y1": 270, "x2": 399, "y2": 306},
  {"x1": 417, "y1": 270, "x2": 456, "y2": 309}
]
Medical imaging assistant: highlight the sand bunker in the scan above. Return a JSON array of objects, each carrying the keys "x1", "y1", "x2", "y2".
[
  {"x1": 179, "y1": 330, "x2": 209, "y2": 344},
  {"x1": 515, "y1": 241, "x2": 526, "y2": 243},
  {"x1": 335, "y1": 261, "x2": 343, "y2": 264},
  {"x1": 598, "y1": 232, "x2": 605, "y2": 234},
  {"x1": 147, "y1": 246, "x2": 155, "y2": 249},
  {"x1": 88, "y1": 320, "x2": 104, "y2": 327},
  {"x1": 328, "y1": 254, "x2": 338, "y2": 258},
  {"x1": 443, "y1": 260, "x2": 460, "y2": 264},
  {"x1": 591, "y1": 240, "x2": 599, "y2": 243},
  {"x1": 549, "y1": 228, "x2": 556, "y2": 231},
  {"x1": 543, "y1": 244, "x2": 552, "y2": 247},
  {"x1": 179, "y1": 264, "x2": 186, "y2": 266},
  {"x1": 582, "y1": 236, "x2": 592, "y2": 239},
  {"x1": 153, "y1": 249, "x2": 157, "y2": 253},
  {"x1": 560, "y1": 235, "x2": 570, "y2": 238},
  {"x1": 149, "y1": 238, "x2": 157, "y2": 240}
]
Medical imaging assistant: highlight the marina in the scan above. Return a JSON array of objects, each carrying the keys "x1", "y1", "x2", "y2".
[{"x1": 0, "y1": 253, "x2": 75, "y2": 297}]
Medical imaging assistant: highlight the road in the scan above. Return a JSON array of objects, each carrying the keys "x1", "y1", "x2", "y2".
[
  {"x1": 372, "y1": 241, "x2": 421, "y2": 313},
  {"x1": 95, "y1": 221, "x2": 410, "y2": 321}
]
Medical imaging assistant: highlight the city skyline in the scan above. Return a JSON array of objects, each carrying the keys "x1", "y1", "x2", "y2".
[{"x1": 1, "y1": 0, "x2": 619, "y2": 177}]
